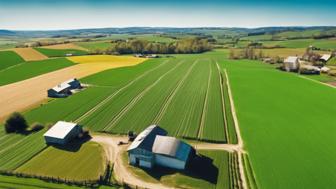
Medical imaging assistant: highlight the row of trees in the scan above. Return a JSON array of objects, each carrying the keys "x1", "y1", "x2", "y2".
[{"x1": 91, "y1": 38, "x2": 212, "y2": 55}]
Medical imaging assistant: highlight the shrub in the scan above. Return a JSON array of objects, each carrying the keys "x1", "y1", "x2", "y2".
[{"x1": 4, "y1": 112, "x2": 28, "y2": 133}]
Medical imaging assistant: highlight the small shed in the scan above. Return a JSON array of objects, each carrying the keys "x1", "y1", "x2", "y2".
[
  {"x1": 284, "y1": 56, "x2": 299, "y2": 72},
  {"x1": 44, "y1": 121, "x2": 82, "y2": 145},
  {"x1": 127, "y1": 125, "x2": 167, "y2": 168},
  {"x1": 320, "y1": 54, "x2": 332, "y2": 63},
  {"x1": 153, "y1": 135, "x2": 195, "y2": 170}
]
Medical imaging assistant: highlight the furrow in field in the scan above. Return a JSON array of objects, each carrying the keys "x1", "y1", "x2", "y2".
[
  {"x1": 74, "y1": 59, "x2": 169, "y2": 123},
  {"x1": 197, "y1": 63, "x2": 212, "y2": 140},
  {"x1": 103, "y1": 60, "x2": 184, "y2": 131},
  {"x1": 152, "y1": 59, "x2": 198, "y2": 124}
]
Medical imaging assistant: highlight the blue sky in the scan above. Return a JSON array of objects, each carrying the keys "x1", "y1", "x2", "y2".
[{"x1": 0, "y1": 0, "x2": 335, "y2": 30}]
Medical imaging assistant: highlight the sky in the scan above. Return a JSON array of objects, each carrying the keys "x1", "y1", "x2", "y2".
[{"x1": 0, "y1": 0, "x2": 335, "y2": 30}]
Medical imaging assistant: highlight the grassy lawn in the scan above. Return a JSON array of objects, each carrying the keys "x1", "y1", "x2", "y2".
[
  {"x1": 122, "y1": 150, "x2": 230, "y2": 189},
  {"x1": 0, "y1": 58, "x2": 75, "y2": 86},
  {"x1": 35, "y1": 48, "x2": 88, "y2": 57},
  {"x1": 0, "y1": 51, "x2": 24, "y2": 70},
  {"x1": 16, "y1": 141, "x2": 106, "y2": 181},
  {"x1": 220, "y1": 59, "x2": 336, "y2": 189}
]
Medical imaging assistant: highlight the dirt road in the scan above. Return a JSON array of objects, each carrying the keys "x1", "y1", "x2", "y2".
[{"x1": 0, "y1": 61, "x2": 143, "y2": 120}]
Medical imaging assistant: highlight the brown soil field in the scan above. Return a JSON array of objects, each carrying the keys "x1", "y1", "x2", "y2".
[
  {"x1": 40, "y1": 43, "x2": 88, "y2": 51},
  {"x1": 0, "y1": 58, "x2": 145, "y2": 121},
  {"x1": 12, "y1": 48, "x2": 48, "y2": 61}
]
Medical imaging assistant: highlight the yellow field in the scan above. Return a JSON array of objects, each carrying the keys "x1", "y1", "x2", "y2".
[
  {"x1": 68, "y1": 55, "x2": 146, "y2": 65},
  {"x1": 12, "y1": 48, "x2": 48, "y2": 61},
  {"x1": 40, "y1": 43, "x2": 88, "y2": 51}
]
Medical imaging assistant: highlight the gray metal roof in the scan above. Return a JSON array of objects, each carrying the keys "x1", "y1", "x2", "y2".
[
  {"x1": 127, "y1": 125, "x2": 167, "y2": 151},
  {"x1": 152, "y1": 135, "x2": 192, "y2": 162}
]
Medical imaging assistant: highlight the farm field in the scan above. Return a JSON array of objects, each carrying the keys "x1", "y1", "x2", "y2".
[
  {"x1": 0, "y1": 51, "x2": 24, "y2": 70},
  {"x1": 16, "y1": 142, "x2": 106, "y2": 181},
  {"x1": 123, "y1": 150, "x2": 237, "y2": 189},
  {"x1": 40, "y1": 43, "x2": 88, "y2": 51},
  {"x1": 75, "y1": 41, "x2": 112, "y2": 51},
  {"x1": 0, "y1": 175, "x2": 83, "y2": 189},
  {"x1": 12, "y1": 48, "x2": 48, "y2": 61},
  {"x1": 35, "y1": 48, "x2": 88, "y2": 57},
  {"x1": 0, "y1": 55, "x2": 145, "y2": 121},
  {"x1": 0, "y1": 58, "x2": 75, "y2": 86},
  {"x1": 221, "y1": 59, "x2": 336, "y2": 189},
  {"x1": 261, "y1": 38, "x2": 336, "y2": 49}
]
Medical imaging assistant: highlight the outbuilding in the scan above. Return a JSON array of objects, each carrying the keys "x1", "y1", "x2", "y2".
[
  {"x1": 47, "y1": 78, "x2": 81, "y2": 98},
  {"x1": 320, "y1": 54, "x2": 332, "y2": 63},
  {"x1": 44, "y1": 121, "x2": 82, "y2": 145},
  {"x1": 284, "y1": 56, "x2": 300, "y2": 72},
  {"x1": 127, "y1": 125, "x2": 195, "y2": 170}
]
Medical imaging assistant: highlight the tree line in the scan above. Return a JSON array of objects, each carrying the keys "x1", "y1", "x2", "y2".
[{"x1": 91, "y1": 38, "x2": 212, "y2": 55}]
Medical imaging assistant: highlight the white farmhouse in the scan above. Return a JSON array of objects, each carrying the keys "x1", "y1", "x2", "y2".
[
  {"x1": 44, "y1": 121, "x2": 82, "y2": 145},
  {"x1": 284, "y1": 56, "x2": 300, "y2": 72}
]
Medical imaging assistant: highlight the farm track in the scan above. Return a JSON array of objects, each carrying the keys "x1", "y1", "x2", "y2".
[
  {"x1": 152, "y1": 59, "x2": 198, "y2": 124},
  {"x1": 103, "y1": 60, "x2": 184, "y2": 131},
  {"x1": 197, "y1": 63, "x2": 212, "y2": 139},
  {"x1": 74, "y1": 59, "x2": 170, "y2": 123}
]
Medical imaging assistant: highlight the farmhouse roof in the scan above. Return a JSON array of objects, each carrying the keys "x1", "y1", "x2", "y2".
[
  {"x1": 43, "y1": 121, "x2": 78, "y2": 139},
  {"x1": 127, "y1": 125, "x2": 167, "y2": 152},
  {"x1": 320, "y1": 54, "x2": 331, "y2": 62},
  {"x1": 52, "y1": 83, "x2": 71, "y2": 93},
  {"x1": 284, "y1": 56, "x2": 299, "y2": 63},
  {"x1": 152, "y1": 135, "x2": 192, "y2": 162}
]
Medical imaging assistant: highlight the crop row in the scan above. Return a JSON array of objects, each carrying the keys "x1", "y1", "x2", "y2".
[{"x1": 229, "y1": 152, "x2": 243, "y2": 189}]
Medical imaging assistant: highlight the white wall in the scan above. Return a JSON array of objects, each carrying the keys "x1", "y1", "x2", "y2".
[{"x1": 155, "y1": 154, "x2": 186, "y2": 170}]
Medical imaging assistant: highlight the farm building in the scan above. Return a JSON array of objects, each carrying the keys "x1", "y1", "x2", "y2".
[
  {"x1": 284, "y1": 56, "x2": 300, "y2": 72},
  {"x1": 127, "y1": 125, "x2": 195, "y2": 170},
  {"x1": 47, "y1": 78, "x2": 81, "y2": 97},
  {"x1": 44, "y1": 121, "x2": 83, "y2": 145},
  {"x1": 320, "y1": 54, "x2": 332, "y2": 63}
]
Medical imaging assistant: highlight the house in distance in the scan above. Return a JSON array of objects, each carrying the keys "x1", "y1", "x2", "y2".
[
  {"x1": 283, "y1": 56, "x2": 300, "y2": 72},
  {"x1": 44, "y1": 121, "x2": 83, "y2": 145},
  {"x1": 48, "y1": 78, "x2": 81, "y2": 98},
  {"x1": 127, "y1": 125, "x2": 195, "y2": 170}
]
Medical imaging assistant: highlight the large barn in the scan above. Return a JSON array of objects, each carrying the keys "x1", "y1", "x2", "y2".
[
  {"x1": 44, "y1": 121, "x2": 82, "y2": 145},
  {"x1": 127, "y1": 125, "x2": 195, "y2": 170},
  {"x1": 284, "y1": 56, "x2": 300, "y2": 72},
  {"x1": 47, "y1": 78, "x2": 81, "y2": 98}
]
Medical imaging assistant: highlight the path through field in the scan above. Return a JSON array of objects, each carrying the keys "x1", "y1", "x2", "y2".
[{"x1": 0, "y1": 61, "x2": 144, "y2": 120}]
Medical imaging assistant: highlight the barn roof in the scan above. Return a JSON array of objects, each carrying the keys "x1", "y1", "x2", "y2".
[
  {"x1": 43, "y1": 121, "x2": 78, "y2": 139},
  {"x1": 152, "y1": 135, "x2": 192, "y2": 162},
  {"x1": 127, "y1": 125, "x2": 167, "y2": 152},
  {"x1": 52, "y1": 83, "x2": 71, "y2": 93},
  {"x1": 284, "y1": 56, "x2": 298, "y2": 63},
  {"x1": 320, "y1": 54, "x2": 331, "y2": 61}
]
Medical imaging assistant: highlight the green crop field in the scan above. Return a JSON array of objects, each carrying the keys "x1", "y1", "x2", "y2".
[
  {"x1": 220, "y1": 59, "x2": 336, "y2": 189},
  {"x1": 35, "y1": 48, "x2": 88, "y2": 57},
  {"x1": 261, "y1": 38, "x2": 336, "y2": 49},
  {"x1": 0, "y1": 58, "x2": 75, "y2": 86},
  {"x1": 0, "y1": 51, "x2": 24, "y2": 70},
  {"x1": 23, "y1": 54, "x2": 233, "y2": 143},
  {"x1": 16, "y1": 141, "x2": 106, "y2": 181},
  {"x1": 0, "y1": 174, "x2": 83, "y2": 189},
  {"x1": 0, "y1": 128, "x2": 46, "y2": 171}
]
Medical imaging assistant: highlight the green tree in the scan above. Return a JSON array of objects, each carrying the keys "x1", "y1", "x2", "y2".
[{"x1": 5, "y1": 112, "x2": 28, "y2": 133}]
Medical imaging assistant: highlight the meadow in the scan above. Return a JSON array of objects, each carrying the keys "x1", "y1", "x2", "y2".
[
  {"x1": 16, "y1": 142, "x2": 106, "y2": 181},
  {"x1": 261, "y1": 38, "x2": 336, "y2": 49},
  {"x1": 221, "y1": 59, "x2": 336, "y2": 189},
  {"x1": 0, "y1": 58, "x2": 75, "y2": 86},
  {"x1": 0, "y1": 51, "x2": 24, "y2": 70},
  {"x1": 35, "y1": 48, "x2": 88, "y2": 57}
]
